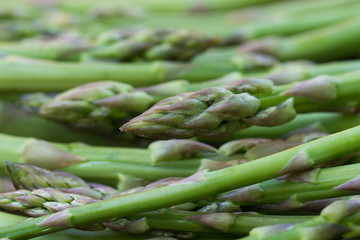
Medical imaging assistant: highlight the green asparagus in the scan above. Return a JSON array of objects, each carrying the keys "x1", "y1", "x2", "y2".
[
  {"x1": 237, "y1": 195, "x2": 360, "y2": 240},
  {"x1": 19, "y1": 73, "x2": 241, "y2": 130},
  {"x1": 83, "y1": 28, "x2": 220, "y2": 62},
  {"x1": 5, "y1": 162, "x2": 118, "y2": 198},
  {"x1": 219, "y1": 163, "x2": 360, "y2": 210},
  {"x1": 1, "y1": 125, "x2": 360, "y2": 238},
  {"x1": 237, "y1": 16, "x2": 360, "y2": 61},
  {"x1": 121, "y1": 71, "x2": 360, "y2": 139}
]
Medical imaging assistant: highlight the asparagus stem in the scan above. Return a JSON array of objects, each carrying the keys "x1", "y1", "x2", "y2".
[
  {"x1": 0, "y1": 56, "x2": 239, "y2": 92},
  {"x1": 261, "y1": 59, "x2": 360, "y2": 85},
  {"x1": 228, "y1": 0, "x2": 359, "y2": 23},
  {"x1": 231, "y1": 1, "x2": 360, "y2": 41},
  {"x1": 0, "y1": 134, "x2": 211, "y2": 181},
  {"x1": 239, "y1": 16, "x2": 360, "y2": 61},
  {"x1": 219, "y1": 163, "x2": 360, "y2": 209},
  {"x1": 238, "y1": 195, "x2": 360, "y2": 240},
  {"x1": 0, "y1": 39, "x2": 87, "y2": 61},
  {"x1": 134, "y1": 210, "x2": 311, "y2": 235},
  {"x1": 117, "y1": 0, "x2": 278, "y2": 12},
  {"x1": 1, "y1": 126, "x2": 360, "y2": 238},
  {"x1": 0, "y1": 101, "x2": 119, "y2": 145},
  {"x1": 0, "y1": 188, "x2": 310, "y2": 235},
  {"x1": 228, "y1": 113, "x2": 360, "y2": 140}
]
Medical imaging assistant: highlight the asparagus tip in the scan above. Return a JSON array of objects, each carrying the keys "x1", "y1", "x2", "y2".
[{"x1": 37, "y1": 209, "x2": 73, "y2": 228}]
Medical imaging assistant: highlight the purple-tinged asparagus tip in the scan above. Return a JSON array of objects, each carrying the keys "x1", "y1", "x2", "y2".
[
  {"x1": 37, "y1": 209, "x2": 73, "y2": 228},
  {"x1": 282, "y1": 75, "x2": 337, "y2": 102},
  {"x1": 186, "y1": 212, "x2": 236, "y2": 232},
  {"x1": 277, "y1": 151, "x2": 314, "y2": 175},
  {"x1": 22, "y1": 139, "x2": 85, "y2": 169},
  {"x1": 218, "y1": 184, "x2": 263, "y2": 202}
]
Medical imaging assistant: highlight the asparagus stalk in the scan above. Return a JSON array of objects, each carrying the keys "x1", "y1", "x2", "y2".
[
  {"x1": 0, "y1": 190, "x2": 312, "y2": 236},
  {"x1": 219, "y1": 163, "x2": 360, "y2": 210},
  {"x1": 228, "y1": 0, "x2": 359, "y2": 23},
  {"x1": 1, "y1": 125, "x2": 360, "y2": 238},
  {"x1": 238, "y1": 16, "x2": 360, "y2": 61},
  {"x1": 81, "y1": 0, "x2": 278, "y2": 13},
  {"x1": 131, "y1": 210, "x2": 311, "y2": 235},
  {"x1": 238, "y1": 195, "x2": 360, "y2": 240},
  {"x1": 0, "y1": 55, "x2": 238, "y2": 92},
  {"x1": 259, "y1": 59, "x2": 360, "y2": 85},
  {"x1": 121, "y1": 71, "x2": 360, "y2": 139},
  {"x1": 0, "y1": 133, "x2": 204, "y2": 182},
  {"x1": 228, "y1": 112, "x2": 360, "y2": 140},
  {"x1": 0, "y1": 211, "x2": 137, "y2": 240},
  {"x1": 229, "y1": 1, "x2": 360, "y2": 43},
  {"x1": 0, "y1": 101, "x2": 122, "y2": 145}
]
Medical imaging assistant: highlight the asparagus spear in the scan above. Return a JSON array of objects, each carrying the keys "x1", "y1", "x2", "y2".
[
  {"x1": 0, "y1": 133, "x2": 203, "y2": 182},
  {"x1": 0, "y1": 210, "x2": 142, "y2": 240},
  {"x1": 0, "y1": 101, "x2": 121, "y2": 145},
  {"x1": 1, "y1": 125, "x2": 360, "y2": 238},
  {"x1": 121, "y1": 71, "x2": 360, "y2": 139},
  {"x1": 5, "y1": 162, "x2": 118, "y2": 198},
  {"x1": 237, "y1": 16, "x2": 360, "y2": 61},
  {"x1": 0, "y1": 55, "x2": 237, "y2": 92},
  {"x1": 83, "y1": 28, "x2": 220, "y2": 62},
  {"x1": 0, "y1": 188, "x2": 94, "y2": 217},
  {"x1": 219, "y1": 163, "x2": 360, "y2": 210},
  {"x1": 228, "y1": 112, "x2": 360, "y2": 140},
  {"x1": 64, "y1": 0, "x2": 278, "y2": 13},
  {"x1": 238, "y1": 195, "x2": 360, "y2": 240},
  {"x1": 0, "y1": 33, "x2": 88, "y2": 61},
  {"x1": 194, "y1": 47, "x2": 360, "y2": 82},
  {"x1": 228, "y1": 0, "x2": 359, "y2": 23},
  {"x1": 20, "y1": 73, "x2": 241, "y2": 130},
  {"x1": 261, "y1": 59, "x2": 360, "y2": 85},
  {"x1": 228, "y1": 1, "x2": 360, "y2": 43},
  {"x1": 0, "y1": 190, "x2": 312, "y2": 236}
]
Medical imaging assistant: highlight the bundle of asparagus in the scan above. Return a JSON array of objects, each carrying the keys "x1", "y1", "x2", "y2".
[{"x1": 3, "y1": 1, "x2": 360, "y2": 240}]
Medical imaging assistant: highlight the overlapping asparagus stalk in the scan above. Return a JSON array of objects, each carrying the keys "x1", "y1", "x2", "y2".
[
  {"x1": 0, "y1": 33, "x2": 89, "y2": 60},
  {"x1": 0, "y1": 133, "x2": 204, "y2": 182},
  {"x1": 219, "y1": 163, "x2": 360, "y2": 211},
  {"x1": 0, "y1": 101, "x2": 124, "y2": 145},
  {"x1": 227, "y1": 0, "x2": 360, "y2": 43},
  {"x1": 237, "y1": 15, "x2": 360, "y2": 61},
  {"x1": 1, "y1": 125, "x2": 360, "y2": 238},
  {"x1": 0, "y1": 210, "x2": 148, "y2": 240},
  {"x1": 0, "y1": 189, "x2": 313, "y2": 236},
  {"x1": 229, "y1": 112, "x2": 360, "y2": 140},
  {"x1": 260, "y1": 59, "x2": 360, "y2": 85},
  {"x1": 121, "y1": 71, "x2": 360, "y2": 139},
  {"x1": 238, "y1": 195, "x2": 360, "y2": 240},
  {"x1": 0, "y1": 55, "x2": 238, "y2": 92},
  {"x1": 0, "y1": 163, "x2": 312, "y2": 236},
  {"x1": 94, "y1": 0, "x2": 278, "y2": 13},
  {"x1": 0, "y1": 127, "x2": 339, "y2": 183}
]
